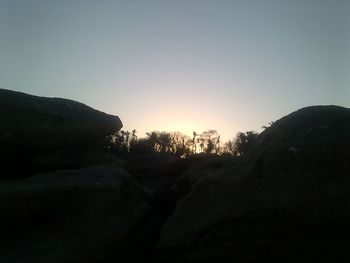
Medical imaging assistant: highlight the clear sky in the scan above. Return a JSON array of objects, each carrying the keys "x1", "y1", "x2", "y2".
[{"x1": 1, "y1": 0, "x2": 349, "y2": 141}]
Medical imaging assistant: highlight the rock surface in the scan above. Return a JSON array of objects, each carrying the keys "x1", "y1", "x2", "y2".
[
  {"x1": 0, "y1": 89, "x2": 122, "y2": 177},
  {"x1": 126, "y1": 153, "x2": 208, "y2": 218},
  {"x1": 156, "y1": 105, "x2": 350, "y2": 262},
  {"x1": 126, "y1": 154, "x2": 183, "y2": 195},
  {"x1": 249, "y1": 105, "x2": 350, "y2": 171},
  {"x1": 0, "y1": 165, "x2": 154, "y2": 263},
  {"x1": 0, "y1": 89, "x2": 122, "y2": 152}
]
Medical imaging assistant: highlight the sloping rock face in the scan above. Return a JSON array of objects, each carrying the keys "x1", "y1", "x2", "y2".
[
  {"x1": 156, "y1": 106, "x2": 350, "y2": 262},
  {"x1": 250, "y1": 105, "x2": 350, "y2": 171},
  {"x1": 0, "y1": 89, "x2": 122, "y2": 177},
  {"x1": 0, "y1": 89, "x2": 122, "y2": 151},
  {"x1": 0, "y1": 165, "x2": 154, "y2": 263}
]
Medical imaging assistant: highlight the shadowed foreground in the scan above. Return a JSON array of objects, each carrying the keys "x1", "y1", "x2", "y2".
[
  {"x1": 156, "y1": 106, "x2": 350, "y2": 262},
  {"x1": 0, "y1": 89, "x2": 349, "y2": 263}
]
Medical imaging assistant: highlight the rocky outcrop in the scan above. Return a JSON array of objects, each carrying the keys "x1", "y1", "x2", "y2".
[
  {"x1": 249, "y1": 105, "x2": 350, "y2": 171},
  {"x1": 0, "y1": 165, "x2": 155, "y2": 263},
  {"x1": 156, "y1": 106, "x2": 350, "y2": 262},
  {"x1": 0, "y1": 89, "x2": 122, "y2": 152},
  {"x1": 0, "y1": 89, "x2": 169, "y2": 262},
  {"x1": 0, "y1": 89, "x2": 122, "y2": 177}
]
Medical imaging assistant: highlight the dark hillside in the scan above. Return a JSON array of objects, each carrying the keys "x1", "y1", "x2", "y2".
[
  {"x1": 250, "y1": 105, "x2": 350, "y2": 171},
  {"x1": 156, "y1": 105, "x2": 350, "y2": 263}
]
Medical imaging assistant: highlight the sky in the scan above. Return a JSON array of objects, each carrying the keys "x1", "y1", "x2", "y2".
[{"x1": 1, "y1": 0, "x2": 349, "y2": 141}]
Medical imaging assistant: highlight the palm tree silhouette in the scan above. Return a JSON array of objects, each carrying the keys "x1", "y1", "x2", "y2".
[{"x1": 192, "y1": 131, "x2": 198, "y2": 153}]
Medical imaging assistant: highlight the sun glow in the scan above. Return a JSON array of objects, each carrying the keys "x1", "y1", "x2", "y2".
[{"x1": 160, "y1": 122, "x2": 205, "y2": 138}]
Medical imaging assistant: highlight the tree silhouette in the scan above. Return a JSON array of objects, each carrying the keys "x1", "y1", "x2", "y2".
[
  {"x1": 172, "y1": 132, "x2": 192, "y2": 157},
  {"x1": 158, "y1": 132, "x2": 173, "y2": 153},
  {"x1": 146, "y1": 131, "x2": 160, "y2": 152},
  {"x1": 107, "y1": 128, "x2": 244, "y2": 158},
  {"x1": 192, "y1": 131, "x2": 198, "y2": 153},
  {"x1": 233, "y1": 131, "x2": 258, "y2": 156},
  {"x1": 223, "y1": 140, "x2": 234, "y2": 155},
  {"x1": 200, "y1": 130, "x2": 219, "y2": 154},
  {"x1": 206, "y1": 139, "x2": 215, "y2": 154},
  {"x1": 129, "y1": 137, "x2": 153, "y2": 155},
  {"x1": 129, "y1": 129, "x2": 138, "y2": 149},
  {"x1": 215, "y1": 136, "x2": 221, "y2": 154},
  {"x1": 131, "y1": 129, "x2": 137, "y2": 140},
  {"x1": 199, "y1": 137, "x2": 205, "y2": 153}
]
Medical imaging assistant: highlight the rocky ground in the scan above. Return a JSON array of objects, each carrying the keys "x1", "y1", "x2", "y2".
[
  {"x1": 155, "y1": 106, "x2": 350, "y2": 262},
  {"x1": 1, "y1": 89, "x2": 349, "y2": 263}
]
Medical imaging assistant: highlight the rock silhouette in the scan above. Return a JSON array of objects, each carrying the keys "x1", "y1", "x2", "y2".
[
  {"x1": 0, "y1": 89, "x2": 122, "y2": 177},
  {"x1": 156, "y1": 105, "x2": 350, "y2": 262},
  {"x1": 1, "y1": 93, "x2": 349, "y2": 263},
  {"x1": 0, "y1": 90, "x2": 160, "y2": 262},
  {"x1": 0, "y1": 165, "x2": 154, "y2": 263},
  {"x1": 0, "y1": 88, "x2": 122, "y2": 151}
]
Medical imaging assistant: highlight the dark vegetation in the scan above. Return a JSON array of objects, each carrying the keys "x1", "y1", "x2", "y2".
[
  {"x1": 1, "y1": 89, "x2": 350, "y2": 263},
  {"x1": 103, "y1": 129, "x2": 259, "y2": 159}
]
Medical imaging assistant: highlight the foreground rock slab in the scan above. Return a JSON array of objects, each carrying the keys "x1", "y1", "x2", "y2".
[{"x1": 0, "y1": 165, "x2": 153, "y2": 263}]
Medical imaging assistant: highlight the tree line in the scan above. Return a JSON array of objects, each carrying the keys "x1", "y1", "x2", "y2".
[{"x1": 104, "y1": 129, "x2": 258, "y2": 158}]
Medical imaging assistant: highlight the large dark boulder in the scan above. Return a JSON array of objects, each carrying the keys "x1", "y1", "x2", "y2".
[
  {"x1": 0, "y1": 89, "x2": 122, "y2": 152},
  {"x1": 156, "y1": 105, "x2": 350, "y2": 262},
  {"x1": 0, "y1": 165, "x2": 156, "y2": 263},
  {"x1": 249, "y1": 105, "x2": 350, "y2": 171},
  {"x1": 0, "y1": 89, "x2": 122, "y2": 177}
]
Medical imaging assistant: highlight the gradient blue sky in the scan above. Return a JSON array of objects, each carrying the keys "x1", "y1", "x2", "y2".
[{"x1": 1, "y1": 0, "x2": 349, "y2": 140}]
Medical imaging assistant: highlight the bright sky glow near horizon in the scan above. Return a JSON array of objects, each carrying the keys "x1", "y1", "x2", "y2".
[{"x1": 1, "y1": 0, "x2": 349, "y2": 141}]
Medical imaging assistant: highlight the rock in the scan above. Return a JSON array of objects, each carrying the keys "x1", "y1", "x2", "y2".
[
  {"x1": 0, "y1": 165, "x2": 155, "y2": 263},
  {"x1": 126, "y1": 153, "x2": 207, "y2": 218},
  {"x1": 126, "y1": 154, "x2": 180, "y2": 194},
  {"x1": 249, "y1": 105, "x2": 350, "y2": 171},
  {"x1": 0, "y1": 89, "x2": 122, "y2": 152},
  {"x1": 80, "y1": 152, "x2": 126, "y2": 168},
  {"x1": 126, "y1": 154, "x2": 210, "y2": 195},
  {"x1": 31, "y1": 156, "x2": 78, "y2": 173},
  {"x1": 0, "y1": 89, "x2": 122, "y2": 177},
  {"x1": 156, "y1": 106, "x2": 350, "y2": 262}
]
